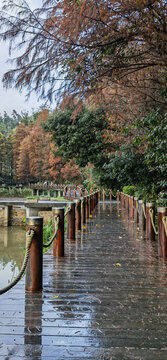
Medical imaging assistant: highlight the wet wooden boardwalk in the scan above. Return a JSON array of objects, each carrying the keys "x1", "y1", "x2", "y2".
[{"x1": 1, "y1": 202, "x2": 167, "y2": 359}]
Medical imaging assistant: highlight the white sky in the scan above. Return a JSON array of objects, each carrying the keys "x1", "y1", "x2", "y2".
[{"x1": 0, "y1": 0, "x2": 49, "y2": 116}]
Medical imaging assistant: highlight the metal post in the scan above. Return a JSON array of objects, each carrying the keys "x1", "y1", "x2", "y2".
[
  {"x1": 146, "y1": 203, "x2": 155, "y2": 241},
  {"x1": 138, "y1": 200, "x2": 146, "y2": 231},
  {"x1": 75, "y1": 199, "x2": 81, "y2": 231},
  {"x1": 158, "y1": 207, "x2": 167, "y2": 258},
  {"x1": 52, "y1": 208, "x2": 64, "y2": 257},
  {"x1": 67, "y1": 202, "x2": 75, "y2": 240},
  {"x1": 26, "y1": 216, "x2": 43, "y2": 292}
]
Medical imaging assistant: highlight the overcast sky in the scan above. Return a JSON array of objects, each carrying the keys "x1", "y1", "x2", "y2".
[{"x1": 0, "y1": 0, "x2": 47, "y2": 116}]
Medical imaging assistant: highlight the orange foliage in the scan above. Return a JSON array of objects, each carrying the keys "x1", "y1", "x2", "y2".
[{"x1": 13, "y1": 109, "x2": 82, "y2": 184}]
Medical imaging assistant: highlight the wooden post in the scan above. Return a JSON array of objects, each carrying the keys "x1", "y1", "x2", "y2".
[
  {"x1": 134, "y1": 197, "x2": 139, "y2": 223},
  {"x1": 109, "y1": 190, "x2": 112, "y2": 201},
  {"x1": 103, "y1": 189, "x2": 105, "y2": 201},
  {"x1": 4, "y1": 206, "x2": 9, "y2": 227},
  {"x1": 82, "y1": 197, "x2": 86, "y2": 224},
  {"x1": 67, "y1": 202, "x2": 75, "y2": 240},
  {"x1": 90, "y1": 194, "x2": 93, "y2": 212},
  {"x1": 96, "y1": 191, "x2": 98, "y2": 205},
  {"x1": 93, "y1": 192, "x2": 96, "y2": 209},
  {"x1": 52, "y1": 207, "x2": 64, "y2": 257},
  {"x1": 26, "y1": 216, "x2": 43, "y2": 292},
  {"x1": 158, "y1": 207, "x2": 167, "y2": 258},
  {"x1": 86, "y1": 196, "x2": 89, "y2": 219},
  {"x1": 117, "y1": 190, "x2": 120, "y2": 202},
  {"x1": 138, "y1": 200, "x2": 146, "y2": 231},
  {"x1": 129, "y1": 196, "x2": 134, "y2": 220},
  {"x1": 146, "y1": 203, "x2": 155, "y2": 241},
  {"x1": 75, "y1": 199, "x2": 81, "y2": 231}
]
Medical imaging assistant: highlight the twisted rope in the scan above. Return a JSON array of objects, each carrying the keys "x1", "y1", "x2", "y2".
[
  {"x1": 142, "y1": 203, "x2": 147, "y2": 219},
  {"x1": 162, "y1": 216, "x2": 167, "y2": 237},
  {"x1": 64, "y1": 204, "x2": 72, "y2": 217},
  {"x1": 43, "y1": 216, "x2": 59, "y2": 248},
  {"x1": 136, "y1": 201, "x2": 139, "y2": 214},
  {"x1": 0, "y1": 228, "x2": 34, "y2": 295},
  {"x1": 149, "y1": 208, "x2": 158, "y2": 235}
]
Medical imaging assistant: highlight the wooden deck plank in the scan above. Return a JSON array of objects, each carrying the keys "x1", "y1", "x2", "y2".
[{"x1": 1, "y1": 202, "x2": 167, "y2": 359}]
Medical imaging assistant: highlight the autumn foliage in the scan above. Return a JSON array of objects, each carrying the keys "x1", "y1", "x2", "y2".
[{"x1": 13, "y1": 109, "x2": 82, "y2": 184}]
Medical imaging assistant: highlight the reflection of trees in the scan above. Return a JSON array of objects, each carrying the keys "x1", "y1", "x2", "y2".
[{"x1": 0, "y1": 226, "x2": 25, "y2": 268}]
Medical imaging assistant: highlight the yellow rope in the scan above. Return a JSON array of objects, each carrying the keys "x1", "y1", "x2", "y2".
[
  {"x1": 149, "y1": 208, "x2": 158, "y2": 235},
  {"x1": 64, "y1": 204, "x2": 72, "y2": 217},
  {"x1": 142, "y1": 203, "x2": 146, "y2": 219},
  {"x1": 43, "y1": 216, "x2": 59, "y2": 248},
  {"x1": 0, "y1": 228, "x2": 34, "y2": 295},
  {"x1": 162, "y1": 216, "x2": 167, "y2": 237},
  {"x1": 136, "y1": 201, "x2": 139, "y2": 214}
]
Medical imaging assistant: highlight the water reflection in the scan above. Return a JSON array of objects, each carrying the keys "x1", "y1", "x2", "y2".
[
  {"x1": 0, "y1": 226, "x2": 25, "y2": 288},
  {"x1": 24, "y1": 291, "x2": 42, "y2": 358}
]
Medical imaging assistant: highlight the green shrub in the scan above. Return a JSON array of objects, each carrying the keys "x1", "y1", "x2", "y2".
[
  {"x1": 21, "y1": 188, "x2": 32, "y2": 197},
  {"x1": 122, "y1": 185, "x2": 137, "y2": 196},
  {"x1": 156, "y1": 191, "x2": 167, "y2": 207},
  {"x1": 9, "y1": 188, "x2": 20, "y2": 197},
  {"x1": 0, "y1": 188, "x2": 8, "y2": 197},
  {"x1": 43, "y1": 218, "x2": 53, "y2": 253}
]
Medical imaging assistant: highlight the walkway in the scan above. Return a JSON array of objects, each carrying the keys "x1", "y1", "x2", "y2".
[{"x1": 1, "y1": 202, "x2": 167, "y2": 359}]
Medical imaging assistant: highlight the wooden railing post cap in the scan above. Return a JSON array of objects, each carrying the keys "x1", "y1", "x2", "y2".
[
  {"x1": 146, "y1": 202, "x2": 154, "y2": 207},
  {"x1": 157, "y1": 207, "x2": 166, "y2": 213},
  {"x1": 74, "y1": 199, "x2": 80, "y2": 204},
  {"x1": 26, "y1": 216, "x2": 43, "y2": 226},
  {"x1": 52, "y1": 207, "x2": 64, "y2": 214},
  {"x1": 138, "y1": 199, "x2": 144, "y2": 204}
]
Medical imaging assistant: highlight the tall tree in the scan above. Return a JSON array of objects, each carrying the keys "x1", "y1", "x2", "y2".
[{"x1": 0, "y1": 0, "x2": 166, "y2": 113}]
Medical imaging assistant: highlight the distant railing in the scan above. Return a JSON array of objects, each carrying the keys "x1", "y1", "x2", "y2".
[
  {"x1": 0, "y1": 190, "x2": 100, "y2": 294},
  {"x1": 119, "y1": 191, "x2": 167, "y2": 259}
]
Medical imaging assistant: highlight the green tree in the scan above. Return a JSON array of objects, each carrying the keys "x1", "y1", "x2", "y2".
[
  {"x1": 44, "y1": 106, "x2": 111, "y2": 168},
  {"x1": 133, "y1": 110, "x2": 167, "y2": 190}
]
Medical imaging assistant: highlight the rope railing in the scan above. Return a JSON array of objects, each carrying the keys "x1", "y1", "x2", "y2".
[
  {"x1": 64, "y1": 203, "x2": 72, "y2": 217},
  {"x1": 149, "y1": 208, "x2": 158, "y2": 235},
  {"x1": 0, "y1": 228, "x2": 34, "y2": 295},
  {"x1": 162, "y1": 216, "x2": 167, "y2": 237},
  {"x1": 43, "y1": 216, "x2": 59, "y2": 248},
  {"x1": 1, "y1": 190, "x2": 100, "y2": 294},
  {"x1": 142, "y1": 203, "x2": 147, "y2": 219},
  {"x1": 120, "y1": 192, "x2": 167, "y2": 257}
]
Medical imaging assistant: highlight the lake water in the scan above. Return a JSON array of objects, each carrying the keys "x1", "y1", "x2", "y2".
[{"x1": 0, "y1": 226, "x2": 26, "y2": 288}]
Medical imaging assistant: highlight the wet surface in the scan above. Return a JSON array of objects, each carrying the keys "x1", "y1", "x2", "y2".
[{"x1": 1, "y1": 202, "x2": 167, "y2": 359}]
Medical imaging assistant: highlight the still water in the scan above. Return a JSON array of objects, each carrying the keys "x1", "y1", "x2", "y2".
[{"x1": 0, "y1": 226, "x2": 26, "y2": 288}]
